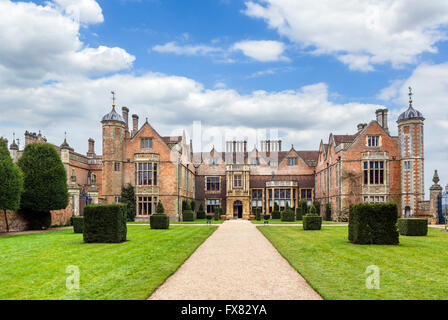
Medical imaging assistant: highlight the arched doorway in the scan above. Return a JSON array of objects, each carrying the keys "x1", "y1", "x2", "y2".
[
  {"x1": 233, "y1": 200, "x2": 243, "y2": 219},
  {"x1": 405, "y1": 206, "x2": 411, "y2": 218}
]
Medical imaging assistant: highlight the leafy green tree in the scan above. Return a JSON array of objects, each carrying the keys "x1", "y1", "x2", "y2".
[
  {"x1": 18, "y1": 143, "x2": 69, "y2": 229},
  {"x1": 121, "y1": 184, "x2": 136, "y2": 221},
  {"x1": 0, "y1": 140, "x2": 23, "y2": 232}
]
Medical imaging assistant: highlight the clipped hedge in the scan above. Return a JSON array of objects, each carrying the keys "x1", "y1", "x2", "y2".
[
  {"x1": 398, "y1": 218, "x2": 428, "y2": 236},
  {"x1": 206, "y1": 214, "x2": 213, "y2": 221},
  {"x1": 281, "y1": 208, "x2": 295, "y2": 222},
  {"x1": 182, "y1": 210, "x2": 195, "y2": 222},
  {"x1": 150, "y1": 214, "x2": 170, "y2": 229},
  {"x1": 272, "y1": 210, "x2": 281, "y2": 219},
  {"x1": 214, "y1": 207, "x2": 222, "y2": 220},
  {"x1": 83, "y1": 204, "x2": 127, "y2": 243},
  {"x1": 24, "y1": 210, "x2": 52, "y2": 230},
  {"x1": 196, "y1": 207, "x2": 206, "y2": 220},
  {"x1": 296, "y1": 200, "x2": 308, "y2": 220},
  {"x1": 303, "y1": 214, "x2": 322, "y2": 230},
  {"x1": 349, "y1": 202, "x2": 399, "y2": 245},
  {"x1": 264, "y1": 214, "x2": 271, "y2": 220},
  {"x1": 72, "y1": 216, "x2": 84, "y2": 233},
  {"x1": 255, "y1": 208, "x2": 261, "y2": 221}
]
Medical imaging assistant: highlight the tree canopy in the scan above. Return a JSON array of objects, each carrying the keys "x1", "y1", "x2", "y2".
[
  {"x1": 0, "y1": 140, "x2": 23, "y2": 212},
  {"x1": 18, "y1": 143, "x2": 69, "y2": 212}
]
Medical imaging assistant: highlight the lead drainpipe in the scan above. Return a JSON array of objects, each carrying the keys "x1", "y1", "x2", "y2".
[{"x1": 178, "y1": 157, "x2": 181, "y2": 222}]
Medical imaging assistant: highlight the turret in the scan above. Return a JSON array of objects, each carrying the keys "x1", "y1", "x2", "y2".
[
  {"x1": 397, "y1": 87, "x2": 425, "y2": 217},
  {"x1": 101, "y1": 92, "x2": 126, "y2": 204}
]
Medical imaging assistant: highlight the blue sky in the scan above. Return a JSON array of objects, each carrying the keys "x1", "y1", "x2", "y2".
[{"x1": 1, "y1": 0, "x2": 448, "y2": 189}]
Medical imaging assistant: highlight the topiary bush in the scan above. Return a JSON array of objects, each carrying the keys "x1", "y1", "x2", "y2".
[
  {"x1": 150, "y1": 214, "x2": 170, "y2": 229},
  {"x1": 214, "y1": 207, "x2": 222, "y2": 220},
  {"x1": 197, "y1": 203, "x2": 206, "y2": 219},
  {"x1": 182, "y1": 210, "x2": 195, "y2": 222},
  {"x1": 303, "y1": 214, "x2": 322, "y2": 230},
  {"x1": 281, "y1": 208, "x2": 295, "y2": 222},
  {"x1": 206, "y1": 214, "x2": 213, "y2": 221},
  {"x1": 264, "y1": 214, "x2": 271, "y2": 220},
  {"x1": 398, "y1": 218, "x2": 428, "y2": 236},
  {"x1": 349, "y1": 203, "x2": 399, "y2": 245},
  {"x1": 308, "y1": 204, "x2": 318, "y2": 215},
  {"x1": 313, "y1": 201, "x2": 321, "y2": 215},
  {"x1": 23, "y1": 210, "x2": 51, "y2": 230},
  {"x1": 121, "y1": 184, "x2": 136, "y2": 222},
  {"x1": 325, "y1": 203, "x2": 332, "y2": 221},
  {"x1": 255, "y1": 208, "x2": 261, "y2": 221},
  {"x1": 83, "y1": 204, "x2": 127, "y2": 243},
  {"x1": 72, "y1": 216, "x2": 84, "y2": 233},
  {"x1": 272, "y1": 203, "x2": 281, "y2": 219},
  {"x1": 149, "y1": 200, "x2": 169, "y2": 229},
  {"x1": 296, "y1": 200, "x2": 308, "y2": 220}
]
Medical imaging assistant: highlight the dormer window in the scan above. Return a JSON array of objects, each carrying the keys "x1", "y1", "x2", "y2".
[
  {"x1": 141, "y1": 138, "x2": 152, "y2": 149},
  {"x1": 367, "y1": 135, "x2": 380, "y2": 147},
  {"x1": 288, "y1": 157, "x2": 298, "y2": 166}
]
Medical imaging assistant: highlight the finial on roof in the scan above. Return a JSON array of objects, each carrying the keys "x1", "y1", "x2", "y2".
[
  {"x1": 433, "y1": 170, "x2": 440, "y2": 185},
  {"x1": 111, "y1": 90, "x2": 116, "y2": 108},
  {"x1": 408, "y1": 86, "x2": 413, "y2": 108}
]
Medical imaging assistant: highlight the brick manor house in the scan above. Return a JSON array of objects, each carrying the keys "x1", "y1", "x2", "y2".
[{"x1": 3, "y1": 90, "x2": 442, "y2": 226}]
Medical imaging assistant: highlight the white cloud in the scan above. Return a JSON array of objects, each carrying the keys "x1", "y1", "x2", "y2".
[
  {"x1": 52, "y1": 0, "x2": 104, "y2": 24},
  {"x1": 152, "y1": 42, "x2": 222, "y2": 56},
  {"x1": 380, "y1": 62, "x2": 448, "y2": 190},
  {"x1": 151, "y1": 40, "x2": 288, "y2": 62},
  {"x1": 0, "y1": 72, "x2": 382, "y2": 159},
  {"x1": 0, "y1": 0, "x2": 134, "y2": 87},
  {"x1": 243, "y1": 0, "x2": 448, "y2": 71},
  {"x1": 232, "y1": 40, "x2": 288, "y2": 62}
]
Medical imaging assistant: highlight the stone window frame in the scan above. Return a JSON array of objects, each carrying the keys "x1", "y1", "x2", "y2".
[
  {"x1": 300, "y1": 188, "x2": 313, "y2": 202},
  {"x1": 140, "y1": 137, "x2": 153, "y2": 150},
  {"x1": 367, "y1": 135, "x2": 381, "y2": 147},
  {"x1": 287, "y1": 157, "x2": 298, "y2": 166},
  {"x1": 206, "y1": 176, "x2": 220, "y2": 192},
  {"x1": 233, "y1": 175, "x2": 242, "y2": 188},
  {"x1": 363, "y1": 160, "x2": 385, "y2": 185},
  {"x1": 137, "y1": 196, "x2": 157, "y2": 215},
  {"x1": 206, "y1": 198, "x2": 221, "y2": 214},
  {"x1": 251, "y1": 188, "x2": 264, "y2": 213},
  {"x1": 137, "y1": 162, "x2": 158, "y2": 186}
]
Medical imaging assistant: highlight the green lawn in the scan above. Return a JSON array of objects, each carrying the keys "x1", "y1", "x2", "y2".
[
  {"x1": 0, "y1": 225, "x2": 217, "y2": 300},
  {"x1": 128, "y1": 219, "x2": 224, "y2": 225},
  {"x1": 258, "y1": 226, "x2": 448, "y2": 300},
  {"x1": 251, "y1": 219, "x2": 343, "y2": 224}
]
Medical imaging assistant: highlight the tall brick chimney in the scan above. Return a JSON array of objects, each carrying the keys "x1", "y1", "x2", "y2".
[
  {"x1": 132, "y1": 114, "x2": 139, "y2": 136},
  {"x1": 122, "y1": 107, "x2": 129, "y2": 131},
  {"x1": 376, "y1": 108, "x2": 389, "y2": 133},
  {"x1": 87, "y1": 138, "x2": 95, "y2": 157}
]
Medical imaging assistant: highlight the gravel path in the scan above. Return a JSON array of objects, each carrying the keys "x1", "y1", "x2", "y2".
[{"x1": 148, "y1": 220, "x2": 322, "y2": 300}]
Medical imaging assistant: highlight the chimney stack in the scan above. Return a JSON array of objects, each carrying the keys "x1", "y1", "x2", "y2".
[
  {"x1": 122, "y1": 107, "x2": 129, "y2": 131},
  {"x1": 132, "y1": 114, "x2": 139, "y2": 136},
  {"x1": 376, "y1": 109, "x2": 389, "y2": 133},
  {"x1": 87, "y1": 138, "x2": 95, "y2": 157}
]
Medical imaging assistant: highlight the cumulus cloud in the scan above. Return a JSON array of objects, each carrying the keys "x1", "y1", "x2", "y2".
[
  {"x1": 232, "y1": 40, "x2": 288, "y2": 62},
  {"x1": 0, "y1": 72, "x2": 382, "y2": 159},
  {"x1": 0, "y1": 0, "x2": 134, "y2": 87},
  {"x1": 52, "y1": 0, "x2": 104, "y2": 24},
  {"x1": 151, "y1": 40, "x2": 288, "y2": 62},
  {"x1": 243, "y1": 0, "x2": 448, "y2": 71},
  {"x1": 380, "y1": 62, "x2": 448, "y2": 189}
]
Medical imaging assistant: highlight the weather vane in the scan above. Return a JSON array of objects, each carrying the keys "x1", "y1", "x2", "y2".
[
  {"x1": 408, "y1": 86, "x2": 413, "y2": 107},
  {"x1": 111, "y1": 91, "x2": 116, "y2": 107}
]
